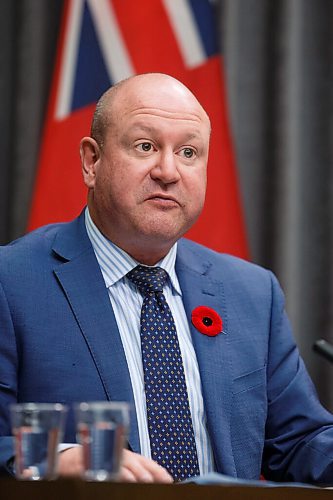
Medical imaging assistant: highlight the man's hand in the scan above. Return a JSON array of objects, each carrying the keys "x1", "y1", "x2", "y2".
[
  {"x1": 57, "y1": 446, "x2": 83, "y2": 476},
  {"x1": 119, "y1": 449, "x2": 173, "y2": 483},
  {"x1": 57, "y1": 447, "x2": 173, "y2": 483}
]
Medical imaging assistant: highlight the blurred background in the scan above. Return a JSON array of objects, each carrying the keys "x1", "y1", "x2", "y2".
[{"x1": 1, "y1": 0, "x2": 333, "y2": 408}]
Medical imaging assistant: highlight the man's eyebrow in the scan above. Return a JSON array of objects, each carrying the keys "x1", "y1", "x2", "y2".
[
  {"x1": 128, "y1": 123, "x2": 203, "y2": 140},
  {"x1": 184, "y1": 132, "x2": 202, "y2": 141},
  {"x1": 129, "y1": 124, "x2": 155, "y2": 134}
]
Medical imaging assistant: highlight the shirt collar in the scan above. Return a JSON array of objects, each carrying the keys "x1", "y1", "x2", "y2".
[{"x1": 85, "y1": 207, "x2": 182, "y2": 295}]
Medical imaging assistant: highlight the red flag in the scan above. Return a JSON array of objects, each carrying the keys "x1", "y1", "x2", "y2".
[{"x1": 28, "y1": 0, "x2": 248, "y2": 258}]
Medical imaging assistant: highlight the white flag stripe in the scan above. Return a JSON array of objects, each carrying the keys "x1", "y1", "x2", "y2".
[
  {"x1": 162, "y1": 0, "x2": 206, "y2": 68},
  {"x1": 55, "y1": 0, "x2": 84, "y2": 120},
  {"x1": 88, "y1": 0, "x2": 134, "y2": 84}
]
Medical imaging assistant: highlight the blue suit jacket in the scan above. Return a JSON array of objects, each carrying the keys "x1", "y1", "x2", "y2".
[{"x1": 1, "y1": 212, "x2": 333, "y2": 483}]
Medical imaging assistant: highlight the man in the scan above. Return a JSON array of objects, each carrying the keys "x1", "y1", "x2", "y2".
[{"x1": 1, "y1": 73, "x2": 333, "y2": 484}]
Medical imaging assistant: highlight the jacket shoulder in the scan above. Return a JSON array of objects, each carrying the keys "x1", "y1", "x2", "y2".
[
  {"x1": 0, "y1": 222, "x2": 65, "y2": 259},
  {"x1": 178, "y1": 238, "x2": 272, "y2": 281}
]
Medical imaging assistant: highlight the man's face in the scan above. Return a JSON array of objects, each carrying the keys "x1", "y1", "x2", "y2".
[{"x1": 84, "y1": 77, "x2": 210, "y2": 263}]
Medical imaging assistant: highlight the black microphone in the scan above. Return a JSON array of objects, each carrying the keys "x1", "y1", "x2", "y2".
[{"x1": 313, "y1": 339, "x2": 333, "y2": 364}]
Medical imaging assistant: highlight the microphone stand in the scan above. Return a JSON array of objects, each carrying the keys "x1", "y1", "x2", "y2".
[{"x1": 313, "y1": 339, "x2": 333, "y2": 364}]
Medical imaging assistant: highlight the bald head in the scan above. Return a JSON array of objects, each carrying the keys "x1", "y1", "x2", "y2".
[
  {"x1": 81, "y1": 72, "x2": 211, "y2": 264},
  {"x1": 91, "y1": 73, "x2": 210, "y2": 149}
]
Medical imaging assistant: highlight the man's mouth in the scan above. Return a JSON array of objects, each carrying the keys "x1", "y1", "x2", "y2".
[{"x1": 145, "y1": 193, "x2": 180, "y2": 207}]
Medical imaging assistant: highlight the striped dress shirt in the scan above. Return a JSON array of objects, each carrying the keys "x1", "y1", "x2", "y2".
[{"x1": 85, "y1": 208, "x2": 215, "y2": 474}]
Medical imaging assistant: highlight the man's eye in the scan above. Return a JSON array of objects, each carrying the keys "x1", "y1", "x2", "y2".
[
  {"x1": 181, "y1": 147, "x2": 195, "y2": 158},
  {"x1": 137, "y1": 142, "x2": 153, "y2": 152}
]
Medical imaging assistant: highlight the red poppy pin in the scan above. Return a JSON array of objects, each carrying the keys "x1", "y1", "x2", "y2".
[{"x1": 191, "y1": 306, "x2": 223, "y2": 337}]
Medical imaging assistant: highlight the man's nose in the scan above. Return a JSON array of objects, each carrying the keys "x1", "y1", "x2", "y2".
[{"x1": 150, "y1": 151, "x2": 181, "y2": 184}]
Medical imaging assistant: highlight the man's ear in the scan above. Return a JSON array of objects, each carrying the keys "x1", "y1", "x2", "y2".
[{"x1": 80, "y1": 137, "x2": 101, "y2": 188}]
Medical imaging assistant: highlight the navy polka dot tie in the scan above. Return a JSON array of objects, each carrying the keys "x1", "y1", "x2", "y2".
[{"x1": 127, "y1": 265, "x2": 200, "y2": 481}]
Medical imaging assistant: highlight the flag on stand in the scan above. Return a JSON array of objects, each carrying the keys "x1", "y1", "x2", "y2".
[{"x1": 28, "y1": 0, "x2": 248, "y2": 258}]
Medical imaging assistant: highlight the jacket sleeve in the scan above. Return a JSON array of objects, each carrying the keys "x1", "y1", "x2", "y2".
[
  {"x1": 263, "y1": 272, "x2": 333, "y2": 485},
  {"x1": 0, "y1": 280, "x2": 17, "y2": 476}
]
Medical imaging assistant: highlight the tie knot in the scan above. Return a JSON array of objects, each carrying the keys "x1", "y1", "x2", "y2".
[{"x1": 127, "y1": 265, "x2": 168, "y2": 295}]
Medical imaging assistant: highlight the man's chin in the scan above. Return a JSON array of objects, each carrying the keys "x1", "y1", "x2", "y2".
[{"x1": 138, "y1": 218, "x2": 188, "y2": 243}]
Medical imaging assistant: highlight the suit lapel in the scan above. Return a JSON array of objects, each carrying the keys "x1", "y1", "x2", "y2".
[
  {"x1": 176, "y1": 241, "x2": 236, "y2": 476},
  {"x1": 51, "y1": 214, "x2": 140, "y2": 453}
]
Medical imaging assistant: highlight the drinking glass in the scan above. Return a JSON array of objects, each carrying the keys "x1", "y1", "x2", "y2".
[
  {"x1": 10, "y1": 402, "x2": 68, "y2": 480},
  {"x1": 75, "y1": 401, "x2": 130, "y2": 481}
]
